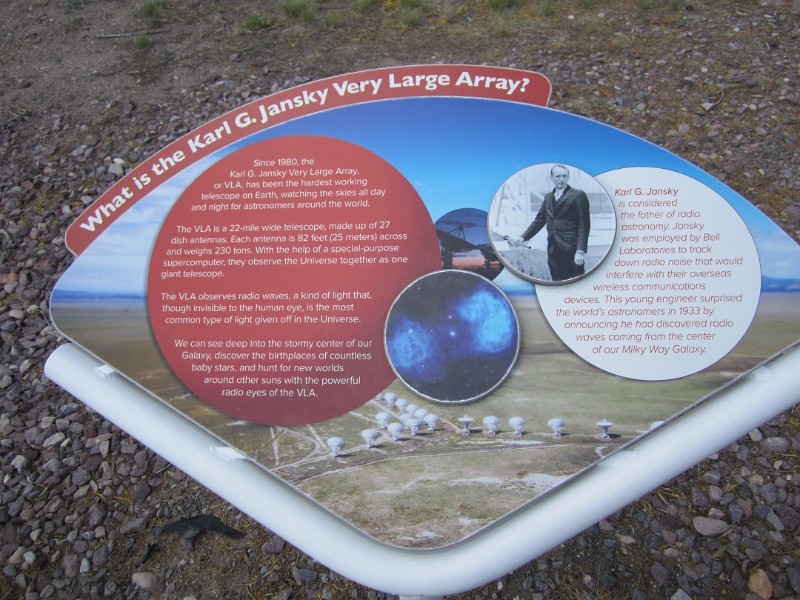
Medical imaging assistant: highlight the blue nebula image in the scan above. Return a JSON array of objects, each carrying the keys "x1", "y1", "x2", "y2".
[
  {"x1": 385, "y1": 318, "x2": 440, "y2": 381},
  {"x1": 384, "y1": 270, "x2": 519, "y2": 403},
  {"x1": 455, "y1": 289, "x2": 516, "y2": 353}
]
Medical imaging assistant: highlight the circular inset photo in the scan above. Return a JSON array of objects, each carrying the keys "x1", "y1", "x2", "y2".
[
  {"x1": 384, "y1": 270, "x2": 520, "y2": 404},
  {"x1": 435, "y1": 208, "x2": 503, "y2": 280},
  {"x1": 487, "y1": 163, "x2": 616, "y2": 285}
]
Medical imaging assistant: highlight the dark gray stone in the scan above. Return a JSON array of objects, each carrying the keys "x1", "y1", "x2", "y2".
[{"x1": 651, "y1": 562, "x2": 670, "y2": 586}]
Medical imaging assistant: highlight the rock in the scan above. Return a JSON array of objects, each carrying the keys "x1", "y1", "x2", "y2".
[
  {"x1": 10, "y1": 454, "x2": 28, "y2": 472},
  {"x1": 42, "y1": 432, "x2": 65, "y2": 447},
  {"x1": 582, "y1": 573, "x2": 597, "y2": 590},
  {"x1": 272, "y1": 589, "x2": 292, "y2": 600},
  {"x1": 600, "y1": 571, "x2": 617, "y2": 589},
  {"x1": 776, "y1": 506, "x2": 800, "y2": 530},
  {"x1": 79, "y1": 557, "x2": 91, "y2": 574},
  {"x1": 71, "y1": 466, "x2": 91, "y2": 487},
  {"x1": 119, "y1": 517, "x2": 147, "y2": 535},
  {"x1": 691, "y1": 486, "x2": 709, "y2": 507},
  {"x1": 86, "y1": 503, "x2": 107, "y2": 528},
  {"x1": 692, "y1": 516, "x2": 730, "y2": 537},
  {"x1": 650, "y1": 562, "x2": 670, "y2": 586},
  {"x1": 708, "y1": 485, "x2": 724, "y2": 502},
  {"x1": 597, "y1": 519, "x2": 614, "y2": 532},
  {"x1": 748, "y1": 568, "x2": 773, "y2": 599},
  {"x1": 737, "y1": 498, "x2": 754, "y2": 517},
  {"x1": 59, "y1": 402, "x2": 80, "y2": 416},
  {"x1": 8, "y1": 546, "x2": 26, "y2": 566},
  {"x1": 61, "y1": 554, "x2": 79, "y2": 578},
  {"x1": 762, "y1": 437, "x2": 788, "y2": 454},
  {"x1": 728, "y1": 502, "x2": 745, "y2": 524},
  {"x1": 92, "y1": 544, "x2": 109, "y2": 567},
  {"x1": 765, "y1": 510, "x2": 784, "y2": 532},
  {"x1": 133, "y1": 479, "x2": 151, "y2": 503},
  {"x1": 618, "y1": 534, "x2": 636, "y2": 545},
  {"x1": 107, "y1": 159, "x2": 126, "y2": 177},
  {"x1": 262, "y1": 536, "x2": 286, "y2": 554},
  {"x1": 786, "y1": 567, "x2": 800, "y2": 595},
  {"x1": 292, "y1": 566, "x2": 318, "y2": 584},
  {"x1": 131, "y1": 571, "x2": 156, "y2": 590}
]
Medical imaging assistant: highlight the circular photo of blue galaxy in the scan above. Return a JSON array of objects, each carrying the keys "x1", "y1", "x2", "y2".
[{"x1": 384, "y1": 269, "x2": 520, "y2": 404}]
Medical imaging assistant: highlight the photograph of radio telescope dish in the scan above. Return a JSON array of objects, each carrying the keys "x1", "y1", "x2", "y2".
[
  {"x1": 384, "y1": 269, "x2": 520, "y2": 403},
  {"x1": 435, "y1": 208, "x2": 503, "y2": 280}
]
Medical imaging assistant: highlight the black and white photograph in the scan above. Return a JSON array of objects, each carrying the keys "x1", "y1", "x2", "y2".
[{"x1": 489, "y1": 163, "x2": 616, "y2": 285}]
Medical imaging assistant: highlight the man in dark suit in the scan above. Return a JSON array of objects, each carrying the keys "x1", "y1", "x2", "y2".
[{"x1": 517, "y1": 165, "x2": 590, "y2": 281}]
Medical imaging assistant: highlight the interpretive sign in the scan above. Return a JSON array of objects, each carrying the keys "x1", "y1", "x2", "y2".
[{"x1": 49, "y1": 65, "x2": 799, "y2": 554}]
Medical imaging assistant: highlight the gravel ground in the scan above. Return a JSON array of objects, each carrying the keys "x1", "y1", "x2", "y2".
[{"x1": 1, "y1": 1, "x2": 799, "y2": 599}]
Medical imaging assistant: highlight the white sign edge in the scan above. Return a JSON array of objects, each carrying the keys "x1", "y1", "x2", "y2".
[{"x1": 45, "y1": 342, "x2": 800, "y2": 597}]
